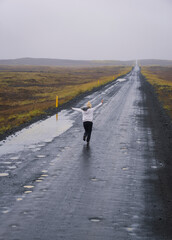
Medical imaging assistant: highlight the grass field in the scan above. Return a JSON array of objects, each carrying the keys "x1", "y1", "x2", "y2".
[
  {"x1": 141, "y1": 66, "x2": 172, "y2": 120},
  {"x1": 0, "y1": 65, "x2": 131, "y2": 135}
]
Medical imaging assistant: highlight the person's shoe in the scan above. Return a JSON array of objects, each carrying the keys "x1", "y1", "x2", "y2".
[{"x1": 83, "y1": 135, "x2": 86, "y2": 141}]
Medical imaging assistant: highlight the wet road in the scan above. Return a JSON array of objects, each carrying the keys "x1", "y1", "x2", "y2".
[{"x1": 0, "y1": 66, "x2": 172, "y2": 239}]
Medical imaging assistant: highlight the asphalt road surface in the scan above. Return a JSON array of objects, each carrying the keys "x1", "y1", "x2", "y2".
[{"x1": 0, "y1": 66, "x2": 172, "y2": 240}]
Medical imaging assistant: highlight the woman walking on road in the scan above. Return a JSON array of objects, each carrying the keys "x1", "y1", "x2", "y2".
[{"x1": 72, "y1": 99, "x2": 103, "y2": 145}]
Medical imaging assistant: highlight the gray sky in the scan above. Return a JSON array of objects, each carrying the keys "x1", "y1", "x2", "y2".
[{"x1": 0, "y1": 0, "x2": 172, "y2": 60}]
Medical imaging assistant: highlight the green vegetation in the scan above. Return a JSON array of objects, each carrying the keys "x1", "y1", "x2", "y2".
[
  {"x1": 142, "y1": 66, "x2": 172, "y2": 119},
  {"x1": 0, "y1": 65, "x2": 131, "y2": 135}
]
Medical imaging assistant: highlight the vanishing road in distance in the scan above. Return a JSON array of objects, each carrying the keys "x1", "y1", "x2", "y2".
[{"x1": 0, "y1": 65, "x2": 172, "y2": 239}]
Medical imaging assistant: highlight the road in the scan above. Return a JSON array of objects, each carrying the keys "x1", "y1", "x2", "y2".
[{"x1": 0, "y1": 66, "x2": 172, "y2": 239}]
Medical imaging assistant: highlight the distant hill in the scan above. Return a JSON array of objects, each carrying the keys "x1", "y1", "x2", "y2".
[
  {"x1": 138, "y1": 59, "x2": 172, "y2": 66},
  {"x1": 0, "y1": 58, "x2": 134, "y2": 67},
  {"x1": 1, "y1": 58, "x2": 171, "y2": 67}
]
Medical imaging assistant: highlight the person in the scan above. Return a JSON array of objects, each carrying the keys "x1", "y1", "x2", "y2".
[{"x1": 72, "y1": 99, "x2": 103, "y2": 145}]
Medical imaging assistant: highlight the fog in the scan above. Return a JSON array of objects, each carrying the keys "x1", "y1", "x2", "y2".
[{"x1": 0, "y1": 0, "x2": 172, "y2": 60}]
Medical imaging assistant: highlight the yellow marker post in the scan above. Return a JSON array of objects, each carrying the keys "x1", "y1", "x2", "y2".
[
  {"x1": 98, "y1": 80, "x2": 100, "y2": 86},
  {"x1": 56, "y1": 96, "x2": 58, "y2": 121},
  {"x1": 113, "y1": 76, "x2": 115, "y2": 80},
  {"x1": 56, "y1": 96, "x2": 58, "y2": 108}
]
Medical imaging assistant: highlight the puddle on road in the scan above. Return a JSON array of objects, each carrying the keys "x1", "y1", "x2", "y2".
[
  {"x1": 0, "y1": 173, "x2": 9, "y2": 177},
  {"x1": 122, "y1": 167, "x2": 129, "y2": 171},
  {"x1": 117, "y1": 78, "x2": 127, "y2": 83},
  {"x1": 38, "y1": 177, "x2": 45, "y2": 180},
  {"x1": 37, "y1": 155, "x2": 46, "y2": 158},
  {"x1": 151, "y1": 166, "x2": 158, "y2": 169},
  {"x1": 126, "y1": 227, "x2": 134, "y2": 232},
  {"x1": 22, "y1": 211, "x2": 29, "y2": 215},
  {"x1": 37, "y1": 144, "x2": 45, "y2": 147},
  {"x1": 2, "y1": 162, "x2": 12, "y2": 165},
  {"x1": 0, "y1": 110, "x2": 73, "y2": 156},
  {"x1": 36, "y1": 180, "x2": 43, "y2": 182},
  {"x1": 32, "y1": 148, "x2": 41, "y2": 152},
  {"x1": 41, "y1": 188, "x2": 48, "y2": 192},
  {"x1": 24, "y1": 191, "x2": 32, "y2": 194},
  {"x1": 91, "y1": 177, "x2": 98, "y2": 181},
  {"x1": 10, "y1": 156, "x2": 20, "y2": 160},
  {"x1": 28, "y1": 145, "x2": 36, "y2": 149},
  {"x1": 24, "y1": 185, "x2": 34, "y2": 189},
  {"x1": 7, "y1": 166, "x2": 16, "y2": 169},
  {"x1": 16, "y1": 161, "x2": 22, "y2": 165},
  {"x1": 64, "y1": 146, "x2": 70, "y2": 150},
  {"x1": 136, "y1": 139, "x2": 144, "y2": 144},
  {"x1": 90, "y1": 177, "x2": 106, "y2": 182},
  {"x1": 16, "y1": 198, "x2": 23, "y2": 201},
  {"x1": 10, "y1": 224, "x2": 19, "y2": 228},
  {"x1": 1, "y1": 207, "x2": 11, "y2": 214},
  {"x1": 44, "y1": 139, "x2": 53, "y2": 143},
  {"x1": 125, "y1": 223, "x2": 139, "y2": 235},
  {"x1": 52, "y1": 174, "x2": 58, "y2": 178},
  {"x1": 89, "y1": 217, "x2": 103, "y2": 223},
  {"x1": 133, "y1": 215, "x2": 139, "y2": 220}
]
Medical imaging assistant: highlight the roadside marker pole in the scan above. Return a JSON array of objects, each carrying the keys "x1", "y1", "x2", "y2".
[
  {"x1": 113, "y1": 76, "x2": 115, "y2": 80},
  {"x1": 56, "y1": 96, "x2": 58, "y2": 121},
  {"x1": 56, "y1": 96, "x2": 58, "y2": 108},
  {"x1": 98, "y1": 80, "x2": 100, "y2": 86}
]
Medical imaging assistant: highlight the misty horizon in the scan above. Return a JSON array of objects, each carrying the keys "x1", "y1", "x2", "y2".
[{"x1": 1, "y1": 57, "x2": 172, "y2": 61}]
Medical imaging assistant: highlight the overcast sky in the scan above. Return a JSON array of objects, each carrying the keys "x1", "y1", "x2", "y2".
[{"x1": 0, "y1": 0, "x2": 172, "y2": 60}]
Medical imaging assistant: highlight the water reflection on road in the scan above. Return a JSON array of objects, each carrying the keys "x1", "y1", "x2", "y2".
[{"x1": 0, "y1": 110, "x2": 73, "y2": 156}]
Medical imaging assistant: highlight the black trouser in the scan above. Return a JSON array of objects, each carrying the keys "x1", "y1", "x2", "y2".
[{"x1": 83, "y1": 121, "x2": 93, "y2": 142}]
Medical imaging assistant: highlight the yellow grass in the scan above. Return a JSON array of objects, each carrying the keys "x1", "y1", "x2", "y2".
[
  {"x1": 0, "y1": 65, "x2": 131, "y2": 135},
  {"x1": 141, "y1": 66, "x2": 172, "y2": 119}
]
